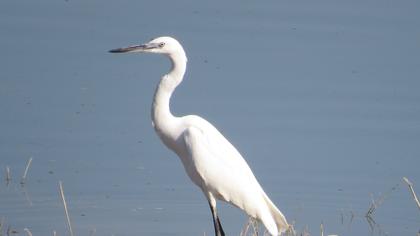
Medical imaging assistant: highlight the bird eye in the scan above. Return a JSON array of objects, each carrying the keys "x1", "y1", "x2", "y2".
[{"x1": 158, "y1": 42, "x2": 165, "y2": 48}]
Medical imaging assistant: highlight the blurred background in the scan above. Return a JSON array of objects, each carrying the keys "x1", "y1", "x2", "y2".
[{"x1": 1, "y1": 0, "x2": 419, "y2": 235}]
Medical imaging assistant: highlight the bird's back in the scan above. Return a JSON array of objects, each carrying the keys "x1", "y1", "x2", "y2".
[{"x1": 180, "y1": 115, "x2": 288, "y2": 235}]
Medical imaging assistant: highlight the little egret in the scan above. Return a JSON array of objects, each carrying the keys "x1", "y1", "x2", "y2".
[{"x1": 109, "y1": 36, "x2": 288, "y2": 236}]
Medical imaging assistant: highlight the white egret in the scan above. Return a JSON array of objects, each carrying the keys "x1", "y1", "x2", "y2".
[{"x1": 109, "y1": 36, "x2": 289, "y2": 236}]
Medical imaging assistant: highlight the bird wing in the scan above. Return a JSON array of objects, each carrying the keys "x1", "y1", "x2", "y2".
[
  {"x1": 182, "y1": 116, "x2": 264, "y2": 209},
  {"x1": 182, "y1": 116, "x2": 288, "y2": 235}
]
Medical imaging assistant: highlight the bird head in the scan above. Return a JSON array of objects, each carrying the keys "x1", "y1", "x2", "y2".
[{"x1": 109, "y1": 36, "x2": 186, "y2": 58}]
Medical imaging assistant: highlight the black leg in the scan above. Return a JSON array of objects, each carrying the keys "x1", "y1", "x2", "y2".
[
  {"x1": 216, "y1": 215, "x2": 225, "y2": 236},
  {"x1": 209, "y1": 202, "x2": 225, "y2": 236}
]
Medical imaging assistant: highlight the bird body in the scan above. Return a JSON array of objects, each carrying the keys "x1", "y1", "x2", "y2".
[{"x1": 110, "y1": 36, "x2": 288, "y2": 236}]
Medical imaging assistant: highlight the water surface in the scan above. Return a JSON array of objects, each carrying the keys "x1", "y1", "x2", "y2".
[{"x1": 1, "y1": 0, "x2": 419, "y2": 235}]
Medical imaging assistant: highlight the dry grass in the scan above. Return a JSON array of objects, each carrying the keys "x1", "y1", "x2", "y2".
[
  {"x1": 403, "y1": 177, "x2": 420, "y2": 210},
  {"x1": 5, "y1": 166, "x2": 11, "y2": 185},
  {"x1": 1, "y1": 164, "x2": 419, "y2": 236},
  {"x1": 20, "y1": 157, "x2": 33, "y2": 185},
  {"x1": 365, "y1": 182, "x2": 399, "y2": 218},
  {"x1": 59, "y1": 181, "x2": 74, "y2": 236},
  {"x1": 23, "y1": 228, "x2": 33, "y2": 236}
]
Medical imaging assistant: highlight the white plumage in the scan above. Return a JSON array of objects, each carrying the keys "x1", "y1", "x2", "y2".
[{"x1": 110, "y1": 36, "x2": 288, "y2": 236}]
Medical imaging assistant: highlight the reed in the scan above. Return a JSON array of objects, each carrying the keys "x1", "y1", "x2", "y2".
[
  {"x1": 402, "y1": 177, "x2": 420, "y2": 210},
  {"x1": 20, "y1": 157, "x2": 33, "y2": 185},
  {"x1": 24, "y1": 228, "x2": 33, "y2": 236},
  {"x1": 59, "y1": 181, "x2": 74, "y2": 236},
  {"x1": 366, "y1": 182, "x2": 399, "y2": 218},
  {"x1": 5, "y1": 166, "x2": 11, "y2": 184}
]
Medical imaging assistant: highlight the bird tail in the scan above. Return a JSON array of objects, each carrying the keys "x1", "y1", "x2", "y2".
[{"x1": 261, "y1": 192, "x2": 288, "y2": 235}]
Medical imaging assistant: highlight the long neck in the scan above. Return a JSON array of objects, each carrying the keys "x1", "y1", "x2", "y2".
[{"x1": 151, "y1": 52, "x2": 187, "y2": 132}]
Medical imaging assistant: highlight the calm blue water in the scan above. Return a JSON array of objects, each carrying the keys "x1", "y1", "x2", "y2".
[{"x1": 1, "y1": 0, "x2": 419, "y2": 235}]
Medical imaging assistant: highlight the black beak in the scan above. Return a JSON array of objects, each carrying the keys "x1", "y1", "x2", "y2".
[{"x1": 109, "y1": 43, "x2": 159, "y2": 53}]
